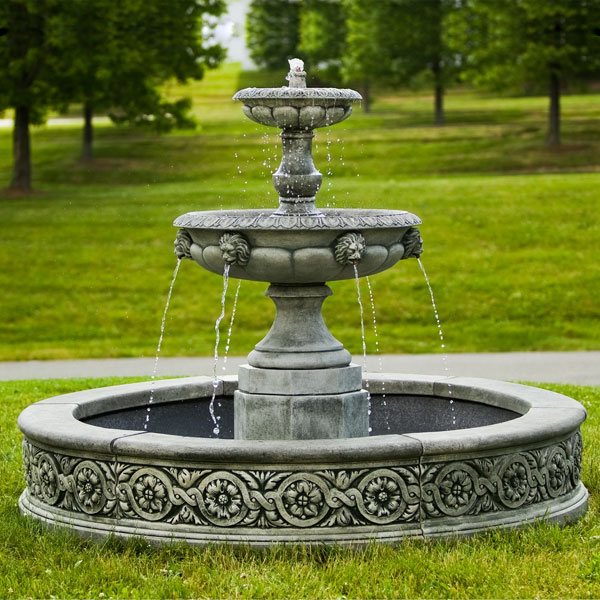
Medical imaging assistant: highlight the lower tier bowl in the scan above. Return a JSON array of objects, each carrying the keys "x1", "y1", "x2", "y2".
[{"x1": 18, "y1": 374, "x2": 587, "y2": 547}]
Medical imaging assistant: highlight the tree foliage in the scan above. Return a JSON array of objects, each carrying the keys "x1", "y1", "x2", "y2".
[
  {"x1": 447, "y1": 0, "x2": 600, "y2": 145},
  {"x1": 246, "y1": 0, "x2": 302, "y2": 70},
  {"x1": 299, "y1": 0, "x2": 347, "y2": 85},
  {"x1": 0, "y1": 0, "x2": 62, "y2": 190},
  {"x1": 50, "y1": 0, "x2": 226, "y2": 160},
  {"x1": 0, "y1": 0, "x2": 226, "y2": 190},
  {"x1": 342, "y1": 0, "x2": 459, "y2": 121}
]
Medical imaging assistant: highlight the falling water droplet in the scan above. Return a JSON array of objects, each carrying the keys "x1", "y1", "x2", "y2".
[
  {"x1": 353, "y1": 264, "x2": 371, "y2": 432},
  {"x1": 417, "y1": 258, "x2": 455, "y2": 428},
  {"x1": 209, "y1": 263, "x2": 231, "y2": 437},
  {"x1": 222, "y1": 279, "x2": 242, "y2": 371},
  {"x1": 366, "y1": 276, "x2": 389, "y2": 431},
  {"x1": 144, "y1": 258, "x2": 182, "y2": 431}
]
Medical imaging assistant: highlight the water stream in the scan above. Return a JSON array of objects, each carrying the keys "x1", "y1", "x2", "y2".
[
  {"x1": 144, "y1": 258, "x2": 182, "y2": 431},
  {"x1": 417, "y1": 258, "x2": 455, "y2": 427},
  {"x1": 222, "y1": 279, "x2": 242, "y2": 371},
  {"x1": 366, "y1": 275, "x2": 389, "y2": 430},
  {"x1": 353, "y1": 264, "x2": 372, "y2": 432},
  {"x1": 365, "y1": 276, "x2": 383, "y2": 373},
  {"x1": 209, "y1": 262, "x2": 231, "y2": 436}
]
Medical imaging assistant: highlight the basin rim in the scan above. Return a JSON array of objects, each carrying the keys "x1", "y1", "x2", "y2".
[
  {"x1": 233, "y1": 87, "x2": 362, "y2": 105},
  {"x1": 173, "y1": 208, "x2": 422, "y2": 231},
  {"x1": 18, "y1": 374, "x2": 586, "y2": 464}
]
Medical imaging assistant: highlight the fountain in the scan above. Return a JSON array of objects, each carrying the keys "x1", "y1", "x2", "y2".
[{"x1": 18, "y1": 61, "x2": 587, "y2": 546}]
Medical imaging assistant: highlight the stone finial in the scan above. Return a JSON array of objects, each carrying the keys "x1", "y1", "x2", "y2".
[
  {"x1": 219, "y1": 232, "x2": 251, "y2": 266},
  {"x1": 174, "y1": 229, "x2": 193, "y2": 259},
  {"x1": 286, "y1": 58, "x2": 306, "y2": 88},
  {"x1": 334, "y1": 232, "x2": 366, "y2": 265},
  {"x1": 402, "y1": 227, "x2": 423, "y2": 259}
]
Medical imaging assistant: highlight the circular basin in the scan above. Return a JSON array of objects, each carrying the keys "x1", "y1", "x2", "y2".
[
  {"x1": 174, "y1": 208, "x2": 422, "y2": 283},
  {"x1": 233, "y1": 87, "x2": 362, "y2": 129},
  {"x1": 18, "y1": 374, "x2": 587, "y2": 546}
]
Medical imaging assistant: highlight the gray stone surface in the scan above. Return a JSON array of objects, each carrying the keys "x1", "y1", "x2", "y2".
[
  {"x1": 11, "y1": 62, "x2": 596, "y2": 545},
  {"x1": 234, "y1": 389, "x2": 369, "y2": 440},
  {"x1": 176, "y1": 213, "x2": 420, "y2": 283},
  {"x1": 248, "y1": 284, "x2": 350, "y2": 370},
  {"x1": 273, "y1": 131, "x2": 322, "y2": 203},
  {"x1": 238, "y1": 364, "x2": 362, "y2": 395},
  {"x1": 18, "y1": 374, "x2": 588, "y2": 546}
]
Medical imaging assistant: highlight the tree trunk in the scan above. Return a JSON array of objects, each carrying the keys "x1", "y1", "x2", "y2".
[
  {"x1": 432, "y1": 60, "x2": 445, "y2": 126},
  {"x1": 82, "y1": 101, "x2": 94, "y2": 161},
  {"x1": 434, "y1": 83, "x2": 445, "y2": 126},
  {"x1": 547, "y1": 71, "x2": 561, "y2": 147},
  {"x1": 10, "y1": 106, "x2": 32, "y2": 192},
  {"x1": 362, "y1": 80, "x2": 371, "y2": 114}
]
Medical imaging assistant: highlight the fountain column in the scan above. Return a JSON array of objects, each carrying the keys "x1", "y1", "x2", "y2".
[
  {"x1": 234, "y1": 284, "x2": 368, "y2": 440},
  {"x1": 230, "y1": 60, "x2": 369, "y2": 440}
]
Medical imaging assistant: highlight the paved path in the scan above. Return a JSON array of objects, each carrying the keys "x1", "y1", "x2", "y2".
[
  {"x1": 0, "y1": 117, "x2": 111, "y2": 128},
  {"x1": 0, "y1": 352, "x2": 598, "y2": 385}
]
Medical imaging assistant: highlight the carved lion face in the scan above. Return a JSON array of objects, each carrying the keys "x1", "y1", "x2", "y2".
[
  {"x1": 219, "y1": 233, "x2": 250, "y2": 266},
  {"x1": 221, "y1": 242, "x2": 237, "y2": 264},
  {"x1": 334, "y1": 232, "x2": 366, "y2": 265}
]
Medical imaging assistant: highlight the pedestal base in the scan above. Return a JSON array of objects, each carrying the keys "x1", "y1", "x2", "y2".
[
  {"x1": 234, "y1": 387, "x2": 369, "y2": 440},
  {"x1": 236, "y1": 284, "x2": 369, "y2": 440}
]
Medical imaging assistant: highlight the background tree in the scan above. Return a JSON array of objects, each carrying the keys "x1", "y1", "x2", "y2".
[
  {"x1": 299, "y1": 0, "x2": 347, "y2": 86},
  {"x1": 0, "y1": 0, "x2": 61, "y2": 191},
  {"x1": 447, "y1": 0, "x2": 600, "y2": 146},
  {"x1": 246, "y1": 0, "x2": 302, "y2": 70},
  {"x1": 342, "y1": 0, "x2": 459, "y2": 121},
  {"x1": 340, "y1": 0, "x2": 383, "y2": 112},
  {"x1": 381, "y1": 0, "x2": 459, "y2": 125},
  {"x1": 50, "y1": 0, "x2": 226, "y2": 161}
]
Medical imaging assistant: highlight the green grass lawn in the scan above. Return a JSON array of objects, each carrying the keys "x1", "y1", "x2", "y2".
[
  {"x1": 0, "y1": 63, "x2": 598, "y2": 360},
  {"x1": 1, "y1": 378, "x2": 600, "y2": 598}
]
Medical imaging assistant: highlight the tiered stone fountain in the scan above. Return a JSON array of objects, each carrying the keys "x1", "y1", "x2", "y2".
[{"x1": 18, "y1": 62, "x2": 587, "y2": 546}]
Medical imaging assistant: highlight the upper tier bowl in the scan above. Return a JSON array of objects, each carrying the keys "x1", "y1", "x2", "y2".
[
  {"x1": 233, "y1": 87, "x2": 362, "y2": 129},
  {"x1": 174, "y1": 208, "x2": 422, "y2": 284}
]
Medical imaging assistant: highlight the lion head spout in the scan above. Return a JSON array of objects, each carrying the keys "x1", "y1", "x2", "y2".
[
  {"x1": 219, "y1": 232, "x2": 251, "y2": 266},
  {"x1": 402, "y1": 227, "x2": 423, "y2": 259},
  {"x1": 334, "y1": 232, "x2": 366, "y2": 265},
  {"x1": 174, "y1": 229, "x2": 193, "y2": 259}
]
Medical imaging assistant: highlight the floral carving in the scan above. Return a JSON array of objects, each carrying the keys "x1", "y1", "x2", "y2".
[
  {"x1": 21, "y1": 431, "x2": 583, "y2": 531},
  {"x1": 501, "y1": 461, "x2": 530, "y2": 505},
  {"x1": 547, "y1": 449, "x2": 568, "y2": 495},
  {"x1": 38, "y1": 455, "x2": 60, "y2": 504},
  {"x1": 174, "y1": 229, "x2": 193, "y2": 259},
  {"x1": 74, "y1": 463, "x2": 105, "y2": 513},
  {"x1": 132, "y1": 473, "x2": 169, "y2": 515},
  {"x1": 22, "y1": 441, "x2": 34, "y2": 489},
  {"x1": 233, "y1": 87, "x2": 361, "y2": 103},
  {"x1": 204, "y1": 479, "x2": 243, "y2": 520},
  {"x1": 173, "y1": 210, "x2": 421, "y2": 231},
  {"x1": 219, "y1": 232, "x2": 250, "y2": 266},
  {"x1": 334, "y1": 232, "x2": 366, "y2": 265},
  {"x1": 363, "y1": 476, "x2": 402, "y2": 518},
  {"x1": 571, "y1": 432, "x2": 583, "y2": 484},
  {"x1": 439, "y1": 469, "x2": 474, "y2": 511},
  {"x1": 282, "y1": 479, "x2": 324, "y2": 520}
]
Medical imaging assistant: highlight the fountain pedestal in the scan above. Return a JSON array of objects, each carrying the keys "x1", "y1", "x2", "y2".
[
  {"x1": 173, "y1": 63, "x2": 421, "y2": 441},
  {"x1": 235, "y1": 284, "x2": 369, "y2": 440}
]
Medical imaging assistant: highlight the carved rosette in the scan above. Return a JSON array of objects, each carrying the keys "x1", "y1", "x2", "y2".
[
  {"x1": 22, "y1": 432, "x2": 583, "y2": 531},
  {"x1": 421, "y1": 432, "x2": 583, "y2": 518}
]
